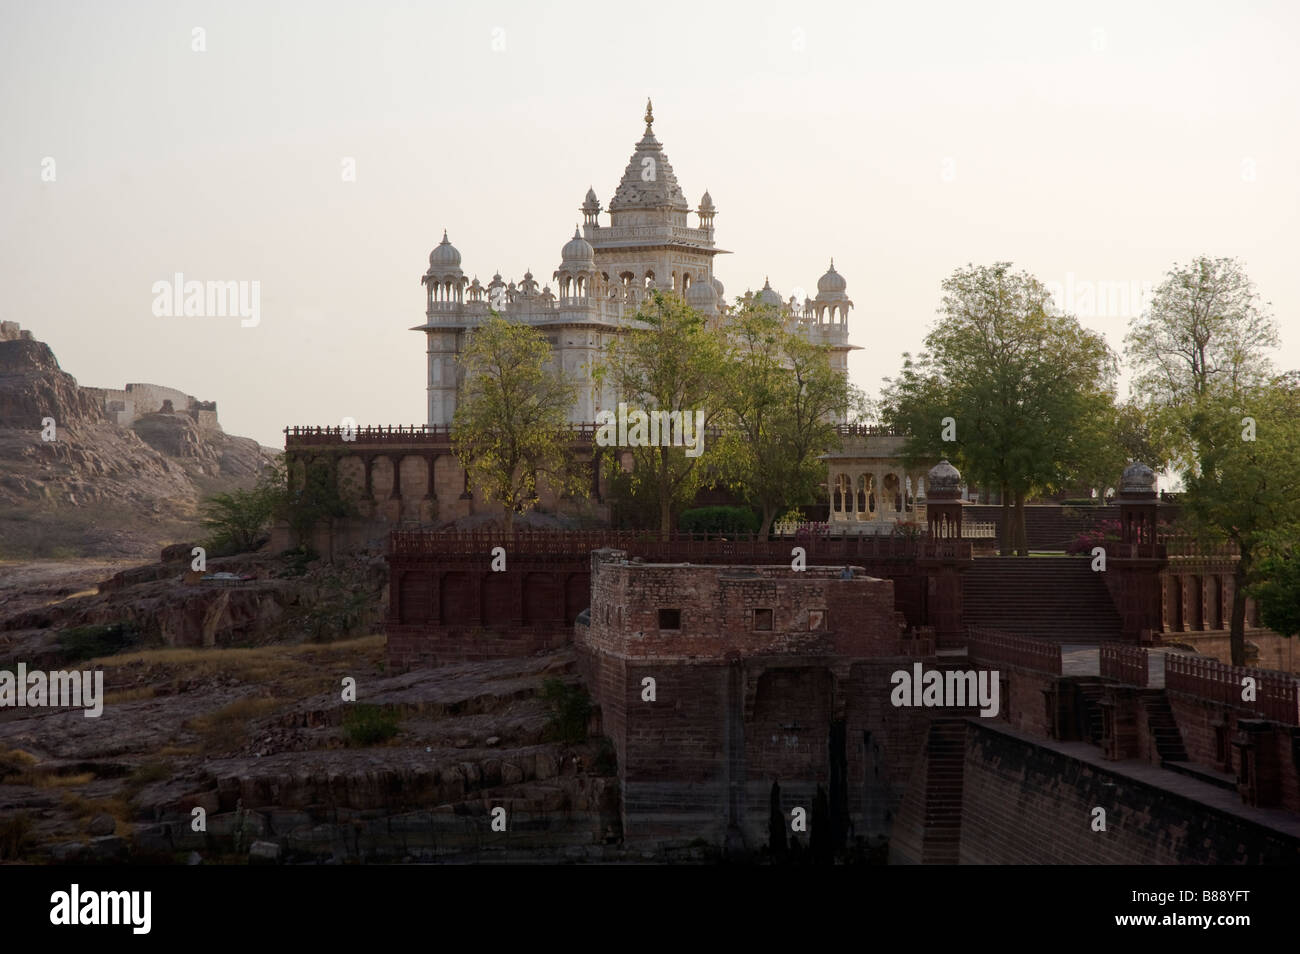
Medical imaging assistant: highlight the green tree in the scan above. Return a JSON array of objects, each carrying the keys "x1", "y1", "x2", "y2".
[
  {"x1": 277, "y1": 454, "x2": 357, "y2": 550},
  {"x1": 715, "y1": 300, "x2": 857, "y2": 536},
  {"x1": 1179, "y1": 376, "x2": 1300, "y2": 664},
  {"x1": 450, "y1": 313, "x2": 587, "y2": 532},
  {"x1": 1125, "y1": 257, "x2": 1289, "y2": 665},
  {"x1": 881, "y1": 263, "x2": 1118, "y2": 554},
  {"x1": 594, "y1": 291, "x2": 730, "y2": 534},
  {"x1": 1126, "y1": 255, "x2": 1278, "y2": 469},
  {"x1": 200, "y1": 486, "x2": 275, "y2": 554},
  {"x1": 199, "y1": 452, "x2": 331, "y2": 555},
  {"x1": 1254, "y1": 546, "x2": 1300, "y2": 642}
]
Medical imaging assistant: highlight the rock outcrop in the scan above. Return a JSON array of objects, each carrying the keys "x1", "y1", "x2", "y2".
[{"x1": 0, "y1": 325, "x2": 276, "y2": 559}]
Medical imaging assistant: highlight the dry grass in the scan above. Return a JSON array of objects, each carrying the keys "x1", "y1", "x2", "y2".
[
  {"x1": 186, "y1": 696, "x2": 282, "y2": 753},
  {"x1": 0, "y1": 748, "x2": 89, "y2": 787},
  {"x1": 157, "y1": 743, "x2": 199, "y2": 757},
  {"x1": 0, "y1": 747, "x2": 38, "y2": 781},
  {"x1": 61, "y1": 792, "x2": 131, "y2": 823},
  {"x1": 43, "y1": 587, "x2": 100, "y2": 606},
  {"x1": 11, "y1": 769, "x2": 96, "y2": 788},
  {"x1": 87, "y1": 635, "x2": 387, "y2": 702}
]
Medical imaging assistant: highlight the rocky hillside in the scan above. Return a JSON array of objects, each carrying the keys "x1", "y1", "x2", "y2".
[{"x1": 0, "y1": 326, "x2": 275, "y2": 559}]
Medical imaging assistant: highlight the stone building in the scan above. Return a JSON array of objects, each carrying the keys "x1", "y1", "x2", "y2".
[
  {"x1": 413, "y1": 101, "x2": 857, "y2": 427},
  {"x1": 575, "y1": 550, "x2": 914, "y2": 846}
]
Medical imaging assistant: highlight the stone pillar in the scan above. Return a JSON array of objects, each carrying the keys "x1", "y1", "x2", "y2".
[{"x1": 389, "y1": 455, "x2": 403, "y2": 500}]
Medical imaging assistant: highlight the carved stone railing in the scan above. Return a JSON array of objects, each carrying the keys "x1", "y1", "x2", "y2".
[
  {"x1": 1166, "y1": 654, "x2": 1300, "y2": 725},
  {"x1": 966, "y1": 626, "x2": 1062, "y2": 675},
  {"x1": 1100, "y1": 643, "x2": 1150, "y2": 687}
]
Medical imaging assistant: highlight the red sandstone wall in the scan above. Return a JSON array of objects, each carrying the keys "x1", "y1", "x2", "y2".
[
  {"x1": 958, "y1": 722, "x2": 1299, "y2": 864},
  {"x1": 1175, "y1": 630, "x2": 1300, "y2": 674}
]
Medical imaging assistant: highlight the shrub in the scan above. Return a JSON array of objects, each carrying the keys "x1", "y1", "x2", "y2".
[
  {"x1": 1065, "y1": 519, "x2": 1123, "y2": 555},
  {"x1": 0, "y1": 748, "x2": 37, "y2": 781},
  {"x1": 342, "y1": 704, "x2": 399, "y2": 747},
  {"x1": 890, "y1": 520, "x2": 923, "y2": 541},
  {"x1": 794, "y1": 522, "x2": 830, "y2": 541},
  {"x1": 200, "y1": 487, "x2": 275, "y2": 555},
  {"x1": 678, "y1": 506, "x2": 759, "y2": 536},
  {"x1": 541, "y1": 679, "x2": 592, "y2": 744},
  {"x1": 56, "y1": 622, "x2": 139, "y2": 663}
]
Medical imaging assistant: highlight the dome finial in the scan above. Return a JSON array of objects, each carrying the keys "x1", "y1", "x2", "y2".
[{"x1": 645, "y1": 98, "x2": 654, "y2": 130}]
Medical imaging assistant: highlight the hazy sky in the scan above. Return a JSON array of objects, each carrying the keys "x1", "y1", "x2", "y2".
[{"x1": 2, "y1": 0, "x2": 1297, "y2": 448}]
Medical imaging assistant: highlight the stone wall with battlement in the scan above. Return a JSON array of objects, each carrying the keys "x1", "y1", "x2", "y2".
[
  {"x1": 0, "y1": 321, "x2": 34, "y2": 342},
  {"x1": 83, "y1": 381, "x2": 221, "y2": 433}
]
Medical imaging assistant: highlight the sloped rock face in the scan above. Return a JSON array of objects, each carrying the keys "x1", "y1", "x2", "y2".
[
  {"x1": 0, "y1": 635, "x2": 648, "y2": 865},
  {"x1": 0, "y1": 329, "x2": 275, "y2": 558},
  {"x1": 0, "y1": 339, "x2": 102, "y2": 429},
  {"x1": 132, "y1": 412, "x2": 217, "y2": 461},
  {"x1": 0, "y1": 551, "x2": 389, "y2": 653}
]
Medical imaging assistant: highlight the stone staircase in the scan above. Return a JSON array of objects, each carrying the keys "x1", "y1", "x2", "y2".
[
  {"x1": 963, "y1": 505, "x2": 1120, "y2": 550},
  {"x1": 1075, "y1": 679, "x2": 1107, "y2": 744},
  {"x1": 918, "y1": 720, "x2": 967, "y2": 864},
  {"x1": 1138, "y1": 690, "x2": 1189, "y2": 764},
  {"x1": 962, "y1": 556, "x2": 1124, "y2": 643}
]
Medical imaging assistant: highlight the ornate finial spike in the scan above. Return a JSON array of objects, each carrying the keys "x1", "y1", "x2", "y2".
[
  {"x1": 442, "y1": 229, "x2": 448, "y2": 242},
  {"x1": 645, "y1": 98, "x2": 654, "y2": 129},
  {"x1": 830, "y1": 257, "x2": 835, "y2": 269}
]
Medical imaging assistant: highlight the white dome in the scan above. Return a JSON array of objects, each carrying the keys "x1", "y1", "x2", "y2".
[
  {"x1": 757, "y1": 278, "x2": 782, "y2": 307},
  {"x1": 711, "y1": 276, "x2": 725, "y2": 300},
  {"x1": 699, "y1": 190, "x2": 714, "y2": 210},
  {"x1": 561, "y1": 227, "x2": 595, "y2": 265},
  {"x1": 817, "y1": 259, "x2": 847, "y2": 295},
  {"x1": 429, "y1": 230, "x2": 462, "y2": 269},
  {"x1": 687, "y1": 279, "x2": 716, "y2": 308}
]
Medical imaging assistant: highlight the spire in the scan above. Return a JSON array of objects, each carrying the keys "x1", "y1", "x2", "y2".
[{"x1": 609, "y1": 101, "x2": 689, "y2": 213}]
